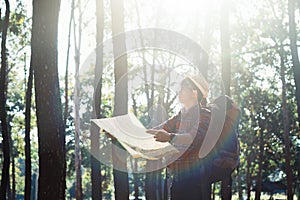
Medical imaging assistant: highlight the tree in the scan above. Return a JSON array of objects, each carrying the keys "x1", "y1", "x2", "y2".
[
  {"x1": 73, "y1": 0, "x2": 83, "y2": 198},
  {"x1": 0, "y1": 0, "x2": 11, "y2": 199},
  {"x1": 111, "y1": 0, "x2": 129, "y2": 198},
  {"x1": 31, "y1": 0, "x2": 66, "y2": 199},
  {"x1": 64, "y1": 0, "x2": 74, "y2": 126},
  {"x1": 288, "y1": 0, "x2": 300, "y2": 128},
  {"x1": 220, "y1": 0, "x2": 233, "y2": 199},
  {"x1": 24, "y1": 63, "x2": 33, "y2": 200},
  {"x1": 279, "y1": 45, "x2": 293, "y2": 200},
  {"x1": 91, "y1": 0, "x2": 104, "y2": 199}
]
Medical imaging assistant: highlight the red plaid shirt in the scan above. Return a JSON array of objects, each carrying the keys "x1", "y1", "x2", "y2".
[{"x1": 156, "y1": 104, "x2": 211, "y2": 171}]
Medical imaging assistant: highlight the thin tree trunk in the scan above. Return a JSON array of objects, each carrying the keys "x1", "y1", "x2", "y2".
[
  {"x1": 220, "y1": 1, "x2": 232, "y2": 199},
  {"x1": 31, "y1": 0, "x2": 66, "y2": 198},
  {"x1": 246, "y1": 151, "x2": 251, "y2": 200},
  {"x1": 288, "y1": 1, "x2": 300, "y2": 195},
  {"x1": 221, "y1": 177, "x2": 232, "y2": 200},
  {"x1": 145, "y1": 171, "x2": 154, "y2": 200},
  {"x1": 288, "y1": 0, "x2": 300, "y2": 127},
  {"x1": 9, "y1": 123, "x2": 15, "y2": 200},
  {"x1": 130, "y1": 95, "x2": 139, "y2": 200},
  {"x1": 129, "y1": 157, "x2": 139, "y2": 200},
  {"x1": 91, "y1": 0, "x2": 104, "y2": 199},
  {"x1": 134, "y1": 160, "x2": 139, "y2": 200},
  {"x1": 0, "y1": 1, "x2": 10, "y2": 199},
  {"x1": 64, "y1": 0, "x2": 74, "y2": 126},
  {"x1": 73, "y1": 0, "x2": 83, "y2": 199},
  {"x1": 111, "y1": 0, "x2": 129, "y2": 199},
  {"x1": 298, "y1": 166, "x2": 300, "y2": 199},
  {"x1": 279, "y1": 46, "x2": 293, "y2": 200},
  {"x1": 7, "y1": 176, "x2": 11, "y2": 200},
  {"x1": 237, "y1": 169, "x2": 243, "y2": 200},
  {"x1": 255, "y1": 129, "x2": 263, "y2": 200},
  {"x1": 11, "y1": 158, "x2": 15, "y2": 200},
  {"x1": 24, "y1": 59, "x2": 33, "y2": 200}
]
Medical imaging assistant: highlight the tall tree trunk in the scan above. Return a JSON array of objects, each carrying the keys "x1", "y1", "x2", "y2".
[
  {"x1": 221, "y1": 177, "x2": 232, "y2": 200},
  {"x1": 0, "y1": 1, "x2": 10, "y2": 199},
  {"x1": 31, "y1": 0, "x2": 66, "y2": 198},
  {"x1": 9, "y1": 122, "x2": 15, "y2": 200},
  {"x1": 288, "y1": 0, "x2": 300, "y2": 127},
  {"x1": 129, "y1": 157, "x2": 140, "y2": 200},
  {"x1": 246, "y1": 151, "x2": 251, "y2": 200},
  {"x1": 91, "y1": 0, "x2": 104, "y2": 199},
  {"x1": 110, "y1": 0, "x2": 129, "y2": 199},
  {"x1": 255, "y1": 129, "x2": 263, "y2": 200},
  {"x1": 279, "y1": 46, "x2": 293, "y2": 200},
  {"x1": 220, "y1": 0, "x2": 232, "y2": 199},
  {"x1": 64, "y1": 0, "x2": 74, "y2": 126},
  {"x1": 288, "y1": 1, "x2": 300, "y2": 194},
  {"x1": 130, "y1": 95, "x2": 140, "y2": 200},
  {"x1": 73, "y1": 0, "x2": 83, "y2": 199},
  {"x1": 134, "y1": 161, "x2": 139, "y2": 200},
  {"x1": 24, "y1": 61, "x2": 33, "y2": 200},
  {"x1": 237, "y1": 169, "x2": 243, "y2": 200}
]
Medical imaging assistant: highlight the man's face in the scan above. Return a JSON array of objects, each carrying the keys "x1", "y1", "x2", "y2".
[{"x1": 178, "y1": 85, "x2": 197, "y2": 104}]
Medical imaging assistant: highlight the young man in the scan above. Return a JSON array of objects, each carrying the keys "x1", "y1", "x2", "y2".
[{"x1": 147, "y1": 74, "x2": 211, "y2": 200}]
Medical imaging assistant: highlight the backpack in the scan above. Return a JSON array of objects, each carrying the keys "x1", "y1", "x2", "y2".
[{"x1": 199, "y1": 95, "x2": 241, "y2": 170}]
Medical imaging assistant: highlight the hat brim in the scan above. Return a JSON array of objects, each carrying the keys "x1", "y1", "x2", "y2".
[{"x1": 184, "y1": 75, "x2": 209, "y2": 98}]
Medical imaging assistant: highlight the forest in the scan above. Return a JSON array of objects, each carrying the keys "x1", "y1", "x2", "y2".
[{"x1": 0, "y1": 0, "x2": 300, "y2": 199}]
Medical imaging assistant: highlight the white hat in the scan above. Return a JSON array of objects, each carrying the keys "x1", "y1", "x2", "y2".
[{"x1": 184, "y1": 74, "x2": 209, "y2": 98}]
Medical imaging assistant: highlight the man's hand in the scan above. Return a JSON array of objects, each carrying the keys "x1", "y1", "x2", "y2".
[{"x1": 146, "y1": 129, "x2": 171, "y2": 142}]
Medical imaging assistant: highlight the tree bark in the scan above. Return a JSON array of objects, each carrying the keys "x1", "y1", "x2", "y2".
[
  {"x1": 91, "y1": 0, "x2": 104, "y2": 199},
  {"x1": 111, "y1": 0, "x2": 129, "y2": 199},
  {"x1": 73, "y1": 0, "x2": 83, "y2": 199},
  {"x1": 72, "y1": 0, "x2": 83, "y2": 200},
  {"x1": 279, "y1": 46, "x2": 293, "y2": 200},
  {"x1": 24, "y1": 63, "x2": 33, "y2": 200},
  {"x1": 31, "y1": 0, "x2": 66, "y2": 199},
  {"x1": 0, "y1": 1, "x2": 10, "y2": 199},
  {"x1": 221, "y1": 176, "x2": 232, "y2": 200},
  {"x1": 64, "y1": 0, "x2": 74, "y2": 126},
  {"x1": 220, "y1": 1, "x2": 233, "y2": 199},
  {"x1": 255, "y1": 129, "x2": 263, "y2": 200},
  {"x1": 246, "y1": 151, "x2": 251, "y2": 200},
  {"x1": 9, "y1": 123, "x2": 15, "y2": 200},
  {"x1": 288, "y1": 0, "x2": 300, "y2": 127}
]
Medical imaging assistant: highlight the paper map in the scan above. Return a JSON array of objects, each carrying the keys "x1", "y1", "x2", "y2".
[{"x1": 91, "y1": 113, "x2": 179, "y2": 160}]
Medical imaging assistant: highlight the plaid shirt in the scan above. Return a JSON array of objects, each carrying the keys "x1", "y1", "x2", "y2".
[{"x1": 156, "y1": 104, "x2": 211, "y2": 172}]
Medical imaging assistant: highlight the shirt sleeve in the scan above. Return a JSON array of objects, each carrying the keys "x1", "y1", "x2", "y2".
[
  {"x1": 172, "y1": 108, "x2": 211, "y2": 146},
  {"x1": 152, "y1": 112, "x2": 180, "y2": 132}
]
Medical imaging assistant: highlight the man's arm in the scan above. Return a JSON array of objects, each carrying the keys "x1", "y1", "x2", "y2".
[
  {"x1": 147, "y1": 129, "x2": 194, "y2": 144},
  {"x1": 147, "y1": 108, "x2": 210, "y2": 146}
]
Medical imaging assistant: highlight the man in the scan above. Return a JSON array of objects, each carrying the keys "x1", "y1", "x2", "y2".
[{"x1": 147, "y1": 74, "x2": 211, "y2": 200}]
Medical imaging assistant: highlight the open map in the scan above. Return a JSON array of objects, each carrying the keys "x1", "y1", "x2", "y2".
[{"x1": 91, "y1": 113, "x2": 179, "y2": 160}]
